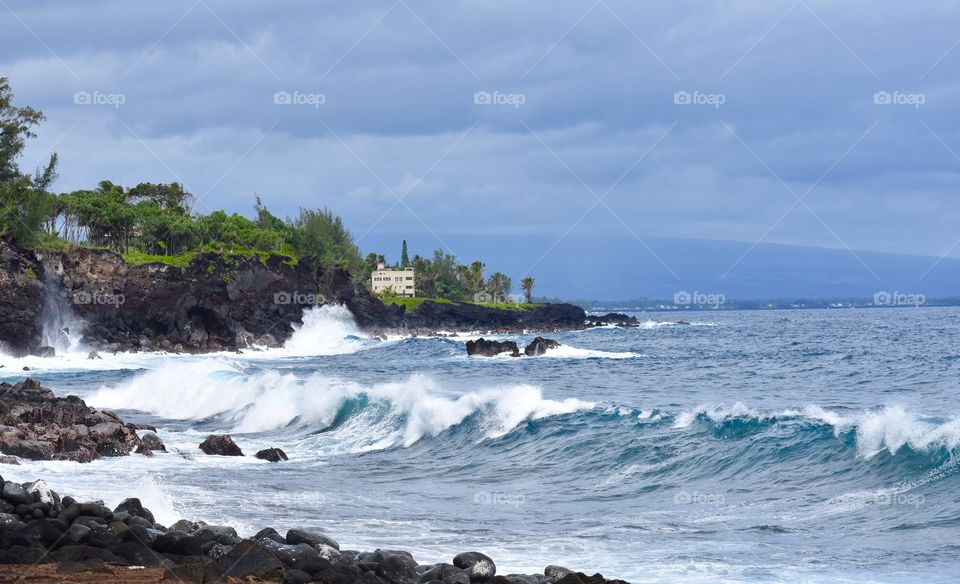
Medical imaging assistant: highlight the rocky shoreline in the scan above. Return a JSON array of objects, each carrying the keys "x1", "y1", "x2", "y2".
[
  {"x1": 0, "y1": 477, "x2": 629, "y2": 584},
  {"x1": 0, "y1": 243, "x2": 627, "y2": 357},
  {"x1": 0, "y1": 380, "x2": 627, "y2": 582}
]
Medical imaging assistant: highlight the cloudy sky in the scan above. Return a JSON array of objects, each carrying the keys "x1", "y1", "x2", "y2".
[{"x1": 3, "y1": 0, "x2": 960, "y2": 295}]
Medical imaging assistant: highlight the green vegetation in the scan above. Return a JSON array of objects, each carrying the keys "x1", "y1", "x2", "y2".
[
  {"x1": 0, "y1": 77, "x2": 536, "y2": 304},
  {"x1": 381, "y1": 296, "x2": 540, "y2": 313},
  {"x1": 0, "y1": 77, "x2": 361, "y2": 277}
]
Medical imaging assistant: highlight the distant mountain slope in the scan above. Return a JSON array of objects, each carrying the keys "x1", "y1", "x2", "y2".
[{"x1": 362, "y1": 234, "x2": 960, "y2": 300}]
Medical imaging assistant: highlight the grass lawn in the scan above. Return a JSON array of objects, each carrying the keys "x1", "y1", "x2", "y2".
[{"x1": 382, "y1": 297, "x2": 541, "y2": 312}]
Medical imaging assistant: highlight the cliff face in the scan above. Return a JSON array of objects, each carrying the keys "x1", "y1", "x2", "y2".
[
  {"x1": 0, "y1": 243, "x2": 586, "y2": 355},
  {"x1": 0, "y1": 243, "x2": 45, "y2": 355}
]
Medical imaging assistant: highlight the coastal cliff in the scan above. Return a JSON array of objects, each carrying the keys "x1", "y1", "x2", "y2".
[{"x1": 0, "y1": 243, "x2": 587, "y2": 355}]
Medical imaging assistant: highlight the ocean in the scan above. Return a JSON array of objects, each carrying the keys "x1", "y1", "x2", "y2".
[{"x1": 2, "y1": 305, "x2": 958, "y2": 583}]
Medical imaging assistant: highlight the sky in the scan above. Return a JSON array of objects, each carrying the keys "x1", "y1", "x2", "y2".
[{"x1": 3, "y1": 0, "x2": 960, "y2": 298}]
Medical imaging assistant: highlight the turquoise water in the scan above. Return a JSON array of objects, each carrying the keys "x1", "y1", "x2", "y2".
[{"x1": 2, "y1": 306, "x2": 958, "y2": 582}]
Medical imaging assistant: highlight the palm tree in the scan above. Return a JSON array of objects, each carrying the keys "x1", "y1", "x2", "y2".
[{"x1": 521, "y1": 276, "x2": 535, "y2": 303}]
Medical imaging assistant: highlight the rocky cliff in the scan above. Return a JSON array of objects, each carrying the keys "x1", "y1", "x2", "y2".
[{"x1": 0, "y1": 243, "x2": 587, "y2": 355}]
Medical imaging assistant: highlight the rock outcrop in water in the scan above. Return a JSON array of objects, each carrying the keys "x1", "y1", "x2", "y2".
[
  {"x1": 198, "y1": 434, "x2": 244, "y2": 457},
  {"x1": 465, "y1": 338, "x2": 522, "y2": 357},
  {"x1": 466, "y1": 337, "x2": 562, "y2": 358},
  {"x1": 0, "y1": 477, "x2": 631, "y2": 583},
  {"x1": 0, "y1": 379, "x2": 142, "y2": 463},
  {"x1": 524, "y1": 336, "x2": 561, "y2": 356}
]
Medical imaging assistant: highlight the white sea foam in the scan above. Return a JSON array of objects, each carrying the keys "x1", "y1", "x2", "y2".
[
  {"x1": 87, "y1": 366, "x2": 595, "y2": 451},
  {"x1": 671, "y1": 402, "x2": 960, "y2": 459}
]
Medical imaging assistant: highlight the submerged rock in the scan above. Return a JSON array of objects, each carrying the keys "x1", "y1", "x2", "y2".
[
  {"x1": 523, "y1": 336, "x2": 560, "y2": 356},
  {"x1": 255, "y1": 447, "x2": 288, "y2": 462},
  {"x1": 465, "y1": 338, "x2": 521, "y2": 357},
  {"x1": 198, "y1": 434, "x2": 243, "y2": 456}
]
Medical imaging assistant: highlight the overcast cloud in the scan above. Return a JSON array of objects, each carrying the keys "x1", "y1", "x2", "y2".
[{"x1": 3, "y1": 0, "x2": 960, "y2": 284}]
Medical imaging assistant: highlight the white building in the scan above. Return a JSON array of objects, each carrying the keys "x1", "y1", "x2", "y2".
[{"x1": 371, "y1": 263, "x2": 416, "y2": 297}]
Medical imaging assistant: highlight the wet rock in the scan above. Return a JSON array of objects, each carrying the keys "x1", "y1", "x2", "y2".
[
  {"x1": 465, "y1": 338, "x2": 521, "y2": 357},
  {"x1": 87, "y1": 350, "x2": 101, "y2": 360},
  {"x1": 419, "y1": 563, "x2": 471, "y2": 584},
  {"x1": 377, "y1": 553, "x2": 420, "y2": 584},
  {"x1": 218, "y1": 538, "x2": 286, "y2": 581},
  {"x1": 0, "y1": 456, "x2": 18, "y2": 465},
  {"x1": 287, "y1": 528, "x2": 340, "y2": 550},
  {"x1": 545, "y1": 566, "x2": 575, "y2": 580},
  {"x1": 114, "y1": 498, "x2": 155, "y2": 524},
  {"x1": 0, "y1": 378, "x2": 141, "y2": 462},
  {"x1": 140, "y1": 432, "x2": 166, "y2": 451},
  {"x1": 255, "y1": 447, "x2": 288, "y2": 462},
  {"x1": 1, "y1": 482, "x2": 32, "y2": 505},
  {"x1": 198, "y1": 434, "x2": 244, "y2": 456},
  {"x1": 35, "y1": 346, "x2": 55, "y2": 358},
  {"x1": 453, "y1": 551, "x2": 496, "y2": 580},
  {"x1": 523, "y1": 336, "x2": 560, "y2": 356}
]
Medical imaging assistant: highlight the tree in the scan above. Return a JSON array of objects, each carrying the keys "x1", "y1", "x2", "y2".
[
  {"x1": 0, "y1": 77, "x2": 58, "y2": 247},
  {"x1": 487, "y1": 272, "x2": 512, "y2": 301},
  {"x1": 289, "y1": 207, "x2": 363, "y2": 274},
  {"x1": 521, "y1": 276, "x2": 535, "y2": 303},
  {"x1": 400, "y1": 240, "x2": 409, "y2": 267}
]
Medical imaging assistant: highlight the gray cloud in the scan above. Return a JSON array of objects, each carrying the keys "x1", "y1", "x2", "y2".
[{"x1": 4, "y1": 0, "x2": 960, "y2": 290}]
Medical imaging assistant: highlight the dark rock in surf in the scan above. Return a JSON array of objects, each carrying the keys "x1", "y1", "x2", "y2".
[
  {"x1": 255, "y1": 447, "x2": 288, "y2": 462},
  {"x1": 589, "y1": 313, "x2": 639, "y2": 327},
  {"x1": 523, "y1": 337, "x2": 560, "y2": 356},
  {"x1": 35, "y1": 346, "x2": 55, "y2": 358},
  {"x1": 453, "y1": 551, "x2": 496, "y2": 580},
  {"x1": 465, "y1": 338, "x2": 521, "y2": 358},
  {"x1": 139, "y1": 432, "x2": 166, "y2": 452},
  {"x1": 198, "y1": 434, "x2": 243, "y2": 456}
]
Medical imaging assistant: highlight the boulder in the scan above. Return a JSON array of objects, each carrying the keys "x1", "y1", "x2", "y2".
[
  {"x1": 287, "y1": 528, "x2": 340, "y2": 551},
  {"x1": 255, "y1": 447, "x2": 288, "y2": 462},
  {"x1": 113, "y1": 498, "x2": 155, "y2": 524},
  {"x1": 523, "y1": 337, "x2": 560, "y2": 356},
  {"x1": 140, "y1": 432, "x2": 166, "y2": 452},
  {"x1": 35, "y1": 346, "x2": 55, "y2": 358},
  {"x1": 465, "y1": 338, "x2": 521, "y2": 358},
  {"x1": 0, "y1": 482, "x2": 32, "y2": 505},
  {"x1": 419, "y1": 563, "x2": 470, "y2": 584},
  {"x1": 0, "y1": 378, "x2": 141, "y2": 462},
  {"x1": 218, "y1": 538, "x2": 286, "y2": 581},
  {"x1": 453, "y1": 552, "x2": 496, "y2": 580},
  {"x1": 198, "y1": 434, "x2": 243, "y2": 456},
  {"x1": 376, "y1": 553, "x2": 420, "y2": 584},
  {"x1": 87, "y1": 350, "x2": 102, "y2": 360}
]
